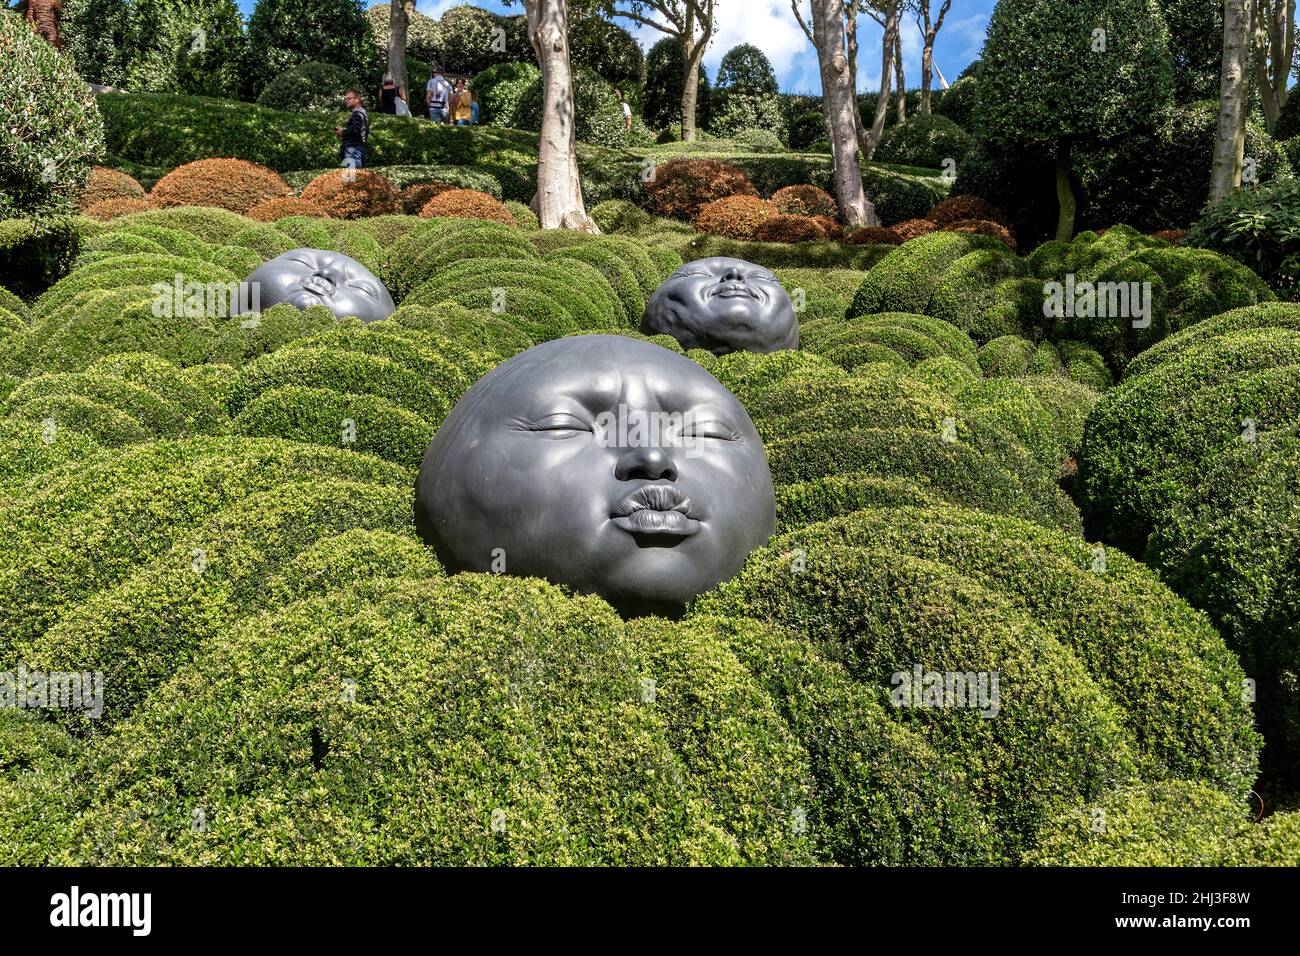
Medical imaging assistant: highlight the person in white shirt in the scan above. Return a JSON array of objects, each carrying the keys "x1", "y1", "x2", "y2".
[
  {"x1": 426, "y1": 69, "x2": 453, "y2": 124},
  {"x1": 618, "y1": 88, "x2": 632, "y2": 132}
]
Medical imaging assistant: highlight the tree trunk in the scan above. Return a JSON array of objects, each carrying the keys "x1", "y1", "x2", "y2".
[
  {"x1": 387, "y1": 0, "x2": 412, "y2": 99},
  {"x1": 1252, "y1": 0, "x2": 1295, "y2": 132},
  {"x1": 681, "y1": 41, "x2": 705, "y2": 142},
  {"x1": 1211, "y1": 0, "x2": 1254, "y2": 202},
  {"x1": 1055, "y1": 148, "x2": 1076, "y2": 241},
  {"x1": 525, "y1": 0, "x2": 598, "y2": 232},
  {"x1": 894, "y1": 39, "x2": 906, "y2": 124},
  {"x1": 920, "y1": 41, "x2": 933, "y2": 115},
  {"x1": 811, "y1": 0, "x2": 878, "y2": 227},
  {"x1": 863, "y1": 9, "x2": 897, "y2": 161}
]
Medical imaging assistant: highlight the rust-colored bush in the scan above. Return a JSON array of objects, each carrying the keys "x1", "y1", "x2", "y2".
[
  {"x1": 752, "y1": 214, "x2": 829, "y2": 243},
  {"x1": 891, "y1": 218, "x2": 940, "y2": 241},
  {"x1": 401, "y1": 182, "x2": 454, "y2": 215},
  {"x1": 83, "y1": 197, "x2": 154, "y2": 220},
  {"x1": 771, "y1": 184, "x2": 838, "y2": 219},
  {"x1": 149, "y1": 159, "x2": 293, "y2": 214},
  {"x1": 693, "y1": 195, "x2": 778, "y2": 240},
  {"x1": 1152, "y1": 228, "x2": 1187, "y2": 245},
  {"x1": 843, "y1": 226, "x2": 901, "y2": 246},
  {"x1": 643, "y1": 158, "x2": 758, "y2": 221},
  {"x1": 246, "y1": 197, "x2": 331, "y2": 222},
  {"x1": 944, "y1": 218, "x2": 1018, "y2": 252},
  {"x1": 299, "y1": 169, "x2": 402, "y2": 219},
  {"x1": 77, "y1": 167, "x2": 145, "y2": 212},
  {"x1": 419, "y1": 188, "x2": 517, "y2": 226},
  {"x1": 926, "y1": 194, "x2": 1012, "y2": 229},
  {"x1": 811, "y1": 215, "x2": 843, "y2": 240}
]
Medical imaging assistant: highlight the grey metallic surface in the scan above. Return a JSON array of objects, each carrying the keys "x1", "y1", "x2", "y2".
[
  {"x1": 236, "y1": 248, "x2": 395, "y2": 323},
  {"x1": 642, "y1": 257, "x2": 799, "y2": 355}
]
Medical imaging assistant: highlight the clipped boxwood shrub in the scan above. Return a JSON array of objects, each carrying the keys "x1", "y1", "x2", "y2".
[
  {"x1": 419, "y1": 189, "x2": 516, "y2": 225},
  {"x1": 76, "y1": 168, "x2": 146, "y2": 212},
  {"x1": 246, "y1": 197, "x2": 330, "y2": 222},
  {"x1": 149, "y1": 159, "x2": 293, "y2": 214},
  {"x1": 83, "y1": 198, "x2": 153, "y2": 221},
  {"x1": 256, "y1": 60, "x2": 359, "y2": 114},
  {"x1": 644, "y1": 158, "x2": 759, "y2": 221},
  {"x1": 299, "y1": 170, "x2": 402, "y2": 219},
  {"x1": 752, "y1": 215, "x2": 828, "y2": 244},
  {"x1": 875, "y1": 114, "x2": 970, "y2": 170},
  {"x1": 694, "y1": 196, "x2": 778, "y2": 240},
  {"x1": 771, "y1": 184, "x2": 838, "y2": 219}
]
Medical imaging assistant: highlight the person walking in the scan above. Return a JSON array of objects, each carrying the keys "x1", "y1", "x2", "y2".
[
  {"x1": 453, "y1": 78, "x2": 472, "y2": 126},
  {"x1": 470, "y1": 88, "x2": 479, "y2": 125},
  {"x1": 426, "y1": 68, "x2": 452, "y2": 124},
  {"x1": 618, "y1": 88, "x2": 632, "y2": 133},
  {"x1": 378, "y1": 73, "x2": 407, "y2": 116},
  {"x1": 335, "y1": 89, "x2": 370, "y2": 169}
]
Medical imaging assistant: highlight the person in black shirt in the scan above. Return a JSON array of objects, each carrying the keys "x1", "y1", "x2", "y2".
[
  {"x1": 378, "y1": 73, "x2": 407, "y2": 116},
  {"x1": 335, "y1": 89, "x2": 370, "y2": 170}
]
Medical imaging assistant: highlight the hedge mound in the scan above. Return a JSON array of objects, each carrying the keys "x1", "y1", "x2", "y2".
[
  {"x1": 76, "y1": 168, "x2": 147, "y2": 212},
  {"x1": 149, "y1": 160, "x2": 293, "y2": 215},
  {"x1": 644, "y1": 158, "x2": 759, "y2": 221},
  {"x1": 771, "y1": 185, "x2": 838, "y2": 219},
  {"x1": 299, "y1": 170, "x2": 403, "y2": 219},
  {"x1": 246, "y1": 197, "x2": 331, "y2": 222},
  {"x1": 694, "y1": 196, "x2": 778, "y2": 240},
  {"x1": 419, "y1": 189, "x2": 517, "y2": 226}
]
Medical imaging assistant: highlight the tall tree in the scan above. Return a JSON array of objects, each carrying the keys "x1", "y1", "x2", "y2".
[
  {"x1": 893, "y1": 30, "x2": 905, "y2": 123},
  {"x1": 863, "y1": 0, "x2": 901, "y2": 160},
  {"x1": 387, "y1": 0, "x2": 413, "y2": 96},
  {"x1": 1210, "y1": 0, "x2": 1255, "y2": 201},
  {"x1": 976, "y1": 0, "x2": 1174, "y2": 241},
  {"x1": 523, "y1": 0, "x2": 598, "y2": 231},
  {"x1": 604, "y1": 1, "x2": 716, "y2": 142},
  {"x1": 791, "y1": 0, "x2": 878, "y2": 226},
  {"x1": 913, "y1": 0, "x2": 952, "y2": 115},
  {"x1": 1252, "y1": 0, "x2": 1295, "y2": 131}
]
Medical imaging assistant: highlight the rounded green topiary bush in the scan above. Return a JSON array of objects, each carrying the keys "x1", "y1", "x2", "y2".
[
  {"x1": 256, "y1": 61, "x2": 359, "y2": 114},
  {"x1": 875, "y1": 114, "x2": 970, "y2": 171}
]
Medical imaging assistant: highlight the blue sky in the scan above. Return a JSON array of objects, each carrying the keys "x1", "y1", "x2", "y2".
[{"x1": 233, "y1": 1, "x2": 994, "y2": 94}]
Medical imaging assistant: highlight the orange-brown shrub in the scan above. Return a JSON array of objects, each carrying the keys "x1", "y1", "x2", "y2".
[
  {"x1": 299, "y1": 169, "x2": 402, "y2": 219},
  {"x1": 419, "y1": 188, "x2": 517, "y2": 225},
  {"x1": 401, "y1": 182, "x2": 454, "y2": 215},
  {"x1": 77, "y1": 167, "x2": 145, "y2": 211},
  {"x1": 771, "y1": 184, "x2": 838, "y2": 219},
  {"x1": 83, "y1": 197, "x2": 154, "y2": 220},
  {"x1": 844, "y1": 226, "x2": 901, "y2": 245},
  {"x1": 944, "y1": 218, "x2": 1018, "y2": 252},
  {"x1": 246, "y1": 197, "x2": 331, "y2": 222},
  {"x1": 693, "y1": 195, "x2": 778, "y2": 240},
  {"x1": 811, "y1": 215, "x2": 843, "y2": 240},
  {"x1": 643, "y1": 158, "x2": 758, "y2": 221},
  {"x1": 1152, "y1": 229, "x2": 1187, "y2": 245},
  {"x1": 926, "y1": 194, "x2": 1012, "y2": 228},
  {"x1": 149, "y1": 159, "x2": 293, "y2": 214},
  {"x1": 891, "y1": 218, "x2": 940, "y2": 241},
  {"x1": 753, "y1": 214, "x2": 829, "y2": 243}
]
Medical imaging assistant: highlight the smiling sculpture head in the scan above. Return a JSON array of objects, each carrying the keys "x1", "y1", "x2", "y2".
[
  {"x1": 642, "y1": 257, "x2": 798, "y2": 355},
  {"x1": 415, "y1": 335, "x2": 776, "y2": 616},
  {"x1": 237, "y1": 248, "x2": 395, "y2": 323}
]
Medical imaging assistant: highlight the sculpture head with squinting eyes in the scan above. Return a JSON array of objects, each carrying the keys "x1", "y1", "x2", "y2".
[
  {"x1": 642, "y1": 257, "x2": 798, "y2": 355},
  {"x1": 237, "y1": 248, "x2": 395, "y2": 323},
  {"x1": 415, "y1": 335, "x2": 776, "y2": 616}
]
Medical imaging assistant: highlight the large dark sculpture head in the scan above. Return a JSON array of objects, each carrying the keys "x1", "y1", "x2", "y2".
[
  {"x1": 237, "y1": 249, "x2": 395, "y2": 323},
  {"x1": 642, "y1": 257, "x2": 798, "y2": 355},
  {"x1": 415, "y1": 335, "x2": 776, "y2": 616}
]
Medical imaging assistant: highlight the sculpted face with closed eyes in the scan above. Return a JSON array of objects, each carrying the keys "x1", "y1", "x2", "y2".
[
  {"x1": 642, "y1": 257, "x2": 799, "y2": 356},
  {"x1": 238, "y1": 248, "x2": 396, "y2": 323},
  {"x1": 414, "y1": 335, "x2": 776, "y2": 616}
]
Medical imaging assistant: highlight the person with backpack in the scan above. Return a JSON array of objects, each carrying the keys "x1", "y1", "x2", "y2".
[
  {"x1": 335, "y1": 89, "x2": 370, "y2": 169},
  {"x1": 378, "y1": 72, "x2": 408, "y2": 116},
  {"x1": 426, "y1": 68, "x2": 452, "y2": 124}
]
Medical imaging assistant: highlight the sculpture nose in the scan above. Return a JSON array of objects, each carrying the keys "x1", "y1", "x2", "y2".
[
  {"x1": 615, "y1": 445, "x2": 678, "y2": 482},
  {"x1": 719, "y1": 265, "x2": 746, "y2": 282}
]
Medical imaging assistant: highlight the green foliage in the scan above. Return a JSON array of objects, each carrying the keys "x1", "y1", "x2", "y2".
[
  {"x1": 473, "y1": 61, "x2": 541, "y2": 128},
  {"x1": 788, "y1": 111, "x2": 826, "y2": 151},
  {"x1": 1155, "y1": 0, "x2": 1225, "y2": 103},
  {"x1": 0, "y1": 219, "x2": 85, "y2": 300},
  {"x1": 569, "y1": 9, "x2": 645, "y2": 90},
  {"x1": 257, "y1": 61, "x2": 359, "y2": 114},
  {"x1": 934, "y1": 75, "x2": 978, "y2": 129},
  {"x1": 975, "y1": 0, "x2": 1175, "y2": 153},
  {"x1": 242, "y1": 0, "x2": 373, "y2": 98},
  {"x1": 514, "y1": 66, "x2": 635, "y2": 150},
  {"x1": 1187, "y1": 178, "x2": 1300, "y2": 299},
  {"x1": 875, "y1": 114, "x2": 970, "y2": 171},
  {"x1": 644, "y1": 37, "x2": 712, "y2": 132},
  {"x1": 430, "y1": 4, "x2": 527, "y2": 76},
  {"x1": 1, "y1": 11, "x2": 105, "y2": 220}
]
